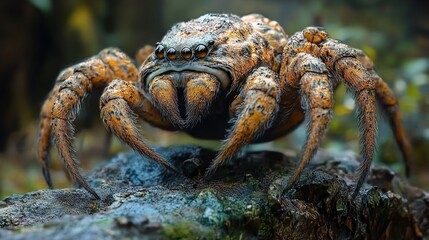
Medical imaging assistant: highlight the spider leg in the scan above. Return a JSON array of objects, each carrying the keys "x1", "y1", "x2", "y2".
[
  {"x1": 100, "y1": 80, "x2": 177, "y2": 172},
  {"x1": 205, "y1": 67, "x2": 281, "y2": 176},
  {"x1": 37, "y1": 48, "x2": 138, "y2": 199},
  {"x1": 281, "y1": 53, "x2": 333, "y2": 194},
  {"x1": 356, "y1": 50, "x2": 412, "y2": 176},
  {"x1": 38, "y1": 83, "x2": 63, "y2": 188},
  {"x1": 319, "y1": 39, "x2": 377, "y2": 198},
  {"x1": 135, "y1": 45, "x2": 154, "y2": 66}
]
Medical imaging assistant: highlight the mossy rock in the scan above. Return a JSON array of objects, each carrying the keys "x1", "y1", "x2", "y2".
[{"x1": 0, "y1": 145, "x2": 427, "y2": 239}]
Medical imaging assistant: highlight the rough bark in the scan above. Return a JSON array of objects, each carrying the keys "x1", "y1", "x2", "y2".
[{"x1": 0, "y1": 145, "x2": 427, "y2": 239}]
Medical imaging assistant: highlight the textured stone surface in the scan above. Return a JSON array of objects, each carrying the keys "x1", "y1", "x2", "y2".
[{"x1": 0, "y1": 145, "x2": 427, "y2": 239}]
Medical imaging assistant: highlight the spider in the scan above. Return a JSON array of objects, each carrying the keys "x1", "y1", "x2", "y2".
[{"x1": 37, "y1": 13, "x2": 412, "y2": 200}]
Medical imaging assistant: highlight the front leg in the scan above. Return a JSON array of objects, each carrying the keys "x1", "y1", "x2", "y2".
[
  {"x1": 100, "y1": 80, "x2": 177, "y2": 172},
  {"x1": 205, "y1": 67, "x2": 281, "y2": 175},
  {"x1": 38, "y1": 48, "x2": 138, "y2": 199}
]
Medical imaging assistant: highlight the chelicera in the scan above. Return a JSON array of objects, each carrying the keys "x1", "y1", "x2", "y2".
[{"x1": 37, "y1": 13, "x2": 411, "y2": 199}]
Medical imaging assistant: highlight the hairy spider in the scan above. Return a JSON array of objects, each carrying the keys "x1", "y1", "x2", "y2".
[{"x1": 38, "y1": 13, "x2": 411, "y2": 199}]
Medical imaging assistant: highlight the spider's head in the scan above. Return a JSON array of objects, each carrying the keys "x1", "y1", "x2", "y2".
[{"x1": 139, "y1": 13, "x2": 263, "y2": 128}]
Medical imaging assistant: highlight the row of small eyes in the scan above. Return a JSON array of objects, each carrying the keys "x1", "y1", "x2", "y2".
[{"x1": 154, "y1": 41, "x2": 214, "y2": 60}]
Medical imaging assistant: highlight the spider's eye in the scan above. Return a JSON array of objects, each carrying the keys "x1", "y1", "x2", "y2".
[
  {"x1": 195, "y1": 44, "x2": 208, "y2": 59},
  {"x1": 181, "y1": 47, "x2": 192, "y2": 60},
  {"x1": 154, "y1": 44, "x2": 165, "y2": 59},
  {"x1": 166, "y1": 48, "x2": 177, "y2": 60}
]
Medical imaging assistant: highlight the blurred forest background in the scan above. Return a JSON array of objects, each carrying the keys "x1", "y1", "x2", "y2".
[{"x1": 0, "y1": 0, "x2": 428, "y2": 198}]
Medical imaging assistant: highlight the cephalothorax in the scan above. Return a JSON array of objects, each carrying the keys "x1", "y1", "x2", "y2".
[{"x1": 38, "y1": 13, "x2": 411, "y2": 199}]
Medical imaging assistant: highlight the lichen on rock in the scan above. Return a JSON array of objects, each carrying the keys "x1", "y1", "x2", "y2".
[{"x1": 0, "y1": 145, "x2": 427, "y2": 239}]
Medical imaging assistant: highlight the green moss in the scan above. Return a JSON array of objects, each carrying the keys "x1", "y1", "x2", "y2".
[
  {"x1": 257, "y1": 211, "x2": 283, "y2": 239},
  {"x1": 367, "y1": 188, "x2": 381, "y2": 206},
  {"x1": 162, "y1": 221, "x2": 213, "y2": 239},
  {"x1": 9, "y1": 226, "x2": 22, "y2": 232},
  {"x1": 89, "y1": 201, "x2": 101, "y2": 214}
]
